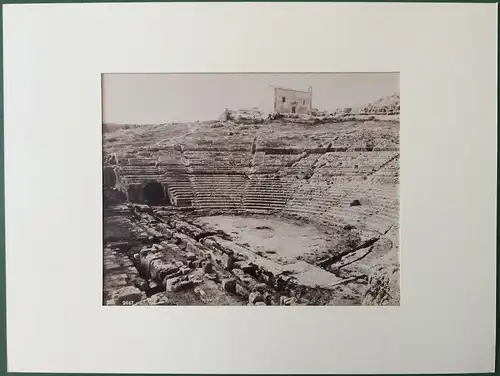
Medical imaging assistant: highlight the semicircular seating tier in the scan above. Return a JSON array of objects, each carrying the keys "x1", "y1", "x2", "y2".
[{"x1": 104, "y1": 145, "x2": 399, "y2": 238}]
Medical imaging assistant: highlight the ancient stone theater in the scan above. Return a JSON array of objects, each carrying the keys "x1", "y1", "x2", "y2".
[{"x1": 103, "y1": 94, "x2": 400, "y2": 306}]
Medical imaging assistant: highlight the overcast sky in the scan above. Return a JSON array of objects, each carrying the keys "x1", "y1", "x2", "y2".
[{"x1": 102, "y1": 73, "x2": 399, "y2": 124}]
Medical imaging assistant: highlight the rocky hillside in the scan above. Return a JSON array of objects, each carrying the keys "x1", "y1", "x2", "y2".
[{"x1": 334, "y1": 93, "x2": 400, "y2": 117}]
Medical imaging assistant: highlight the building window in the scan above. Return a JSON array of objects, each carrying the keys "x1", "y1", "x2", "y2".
[
  {"x1": 302, "y1": 100, "x2": 306, "y2": 105},
  {"x1": 282, "y1": 97, "x2": 286, "y2": 103}
]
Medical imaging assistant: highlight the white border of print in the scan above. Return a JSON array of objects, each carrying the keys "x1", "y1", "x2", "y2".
[{"x1": 3, "y1": 2, "x2": 497, "y2": 374}]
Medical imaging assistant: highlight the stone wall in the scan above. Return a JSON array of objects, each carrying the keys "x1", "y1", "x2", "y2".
[{"x1": 274, "y1": 88, "x2": 312, "y2": 115}]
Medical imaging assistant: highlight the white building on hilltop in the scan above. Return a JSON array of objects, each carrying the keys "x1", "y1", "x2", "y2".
[{"x1": 273, "y1": 86, "x2": 312, "y2": 115}]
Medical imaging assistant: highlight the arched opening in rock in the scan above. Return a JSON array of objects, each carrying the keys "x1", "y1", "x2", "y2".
[{"x1": 142, "y1": 182, "x2": 170, "y2": 205}]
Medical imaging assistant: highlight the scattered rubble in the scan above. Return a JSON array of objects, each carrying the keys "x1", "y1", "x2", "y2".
[
  {"x1": 248, "y1": 291, "x2": 264, "y2": 304},
  {"x1": 222, "y1": 278, "x2": 237, "y2": 294},
  {"x1": 135, "y1": 293, "x2": 172, "y2": 306},
  {"x1": 333, "y1": 94, "x2": 400, "y2": 117},
  {"x1": 219, "y1": 107, "x2": 266, "y2": 123},
  {"x1": 103, "y1": 93, "x2": 400, "y2": 306},
  {"x1": 362, "y1": 264, "x2": 400, "y2": 306},
  {"x1": 113, "y1": 286, "x2": 145, "y2": 306}
]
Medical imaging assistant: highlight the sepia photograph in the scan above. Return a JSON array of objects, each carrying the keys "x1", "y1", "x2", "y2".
[
  {"x1": 5, "y1": 1, "x2": 497, "y2": 372},
  {"x1": 102, "y1": 73, "x2": 400, "y2": 306}
]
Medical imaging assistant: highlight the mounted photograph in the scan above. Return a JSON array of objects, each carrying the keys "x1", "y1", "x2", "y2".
[{"x1": 102, "y1": 73, "x2": 400, "y2": 306}]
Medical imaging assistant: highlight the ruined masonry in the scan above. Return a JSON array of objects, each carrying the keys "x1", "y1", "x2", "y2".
[{"x1": 103, "y1": 93, "x2": 400, "y2": 306}]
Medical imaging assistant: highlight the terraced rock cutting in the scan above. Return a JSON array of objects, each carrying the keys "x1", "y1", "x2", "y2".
[{"x1": 103, "y1": 94, "x2": 400, "y2": 306}]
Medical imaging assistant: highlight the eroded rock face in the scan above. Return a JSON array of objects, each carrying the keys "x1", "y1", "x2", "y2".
[{"x1": 362, "y1": 264, "x2": 400, "y2": 306}]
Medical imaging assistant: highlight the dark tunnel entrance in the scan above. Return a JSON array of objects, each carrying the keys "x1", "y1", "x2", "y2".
[
  {"x1": 103, "y1": 167, "x2": 117, "y2": 188},
  {"x1": 142, "y1": 182, "x2": 170, "y2": 205}
]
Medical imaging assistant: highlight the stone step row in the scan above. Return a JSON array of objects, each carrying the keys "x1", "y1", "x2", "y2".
[
  {"x1": 167, "y1": 179, "x2": 192, "y2": 184},
  {"x1": 243, "y1": 197, "x2": 289, "y2": 203},
  {"x1": 184, "y1": 153, "x2": 251, "y2": 157},
  {"x1": 291, "y1": 189, "x2": 346, "y2": 197},
  {"x1": 239, "y1": 208, "x2": 278, "y2": 214},
  {"x1": 245, "y1": 184, "x2": 291, "y2": 189},
  {"x1": 317, "y1": 155, "x2": 393, "y2": 161},
  {"x1": 243, "y1": 198, "x2": 288, "y2": 204},
  {"x1": 194, "y1": 196, "x2": 243, "y2": 202},
  {"x1": 119, "y1": 173, "x2": 166, "y2": 178},
  {"x1": 315, "y1": 158, "x2": 395, "y2": 166},
  {"x1": 194, "y1": 199, "x2": 242, "y2": 204},
  {"x1": 194, "y1": 206, "x2": 242, "y2": 210},
  {"x1": 242, "y1": 203, "x2": 286, "y2": 209},
  {"x1": 282, "y1": 207, "x2": 328, "y2": 216},
  {"x1": 193, "y1": 186, "x2": 244, "y2": 191},
  {"x1": 370, "y1": 177, "x2": 399, "y2": 184},
  {"x1": 193, "y1": 199, "x2": 241, "y2": 204},
  {"x1": 243, "y1": 198, "x2": 290, "y2": 204},
  {"x1": 193, "y1": 186, "x2": 245, "y2": 191},
  {"x1": 253, "y1": 184, "x2": 293, "y2": 191},
  {"x1": 171, "y1": 195, "x2": 194, "y2": 201},
  {"x1": 191, "y1": 177, "x2": 247, "y2": 181},
  {"x1": 188, "y1": 165, "x2": 249, "y2": 169},
  {"x1": 191, "y1": 177, "x2": 247, "y2": 180},
  {"x1": 287, "y1": 198, "x2": 343, "y2": 206},
  {"x1": 169, "y1": 184, "x2": 193, "y2": 191},
  {"x1": 191, "y1": 181, "x2": 247, "y2": 185},
  {"x1": 118, "y1": 172, "x2": 164, "y2": 177},
  {"x1": 192, "y1": 184, "x2": 246, "y2": 188},
  {"x1": 244, "y1": 191, "x2": 292, "y2": 196},
  {"x1": 183, "y1": 153, "x2": 252, "y2": 157},
  {"x1": 118, "y1": 166, "x2": 160, "y2": 171},
  {"x1": 321, "y1": 212, "x2": 370, "y2": 224},
  {"x1": 195, "y1": 200, "x2": 243, "y2": 205},
  {"x1": 169, "y1": 185, "x2": 194, "y2": 191},
  {"x1": 284, "y1": 204, "x2": 336, "y2": 212},
  {"x1": 185, "y1": 159, "x2": 251, "y2": 163},
  {"x1": 316, "y1": 154, "x2": 395, "y2": 161},
  {"x1": 246, "y1": 181, "x2": 289, "y2": 186},
  {"x1": 369, "y1": 210, "x2": 399, "y2": 222},
  {"x1": 187, "y1": 165, "x2": 251, "y2": 170},
  {"x1": 356, "y1": 192, "x2": 399, "y2": 200}
]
